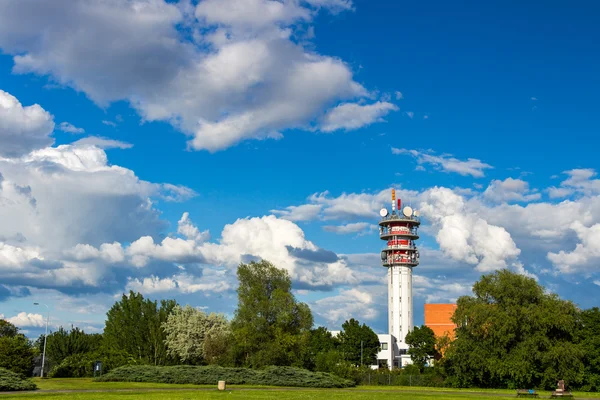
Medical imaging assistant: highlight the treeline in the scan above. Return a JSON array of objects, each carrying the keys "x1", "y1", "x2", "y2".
[
  {"x1": 4, "y1": 262, "x2": 597, "y2": 392},
  {"x1": 406, "y1": 270, "x2": 600, "y2": 391},
  {"x1": 0, "y1": 260, "x2": 380, "y2": 380}
]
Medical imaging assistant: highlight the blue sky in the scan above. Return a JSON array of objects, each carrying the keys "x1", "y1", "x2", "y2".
[{"x1": 0, "y1": 0, "x2": 599, "y2": 337}]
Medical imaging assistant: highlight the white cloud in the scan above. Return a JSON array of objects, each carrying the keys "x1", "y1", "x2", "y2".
[
  {"x1": 413, "y1": 274, "x2": 473, "y2": 303},
  {"x1": 547, "y1": 186, "x2": 573, "y2": 199},
  {"x1": 304, "y1": 0, "x2": 354, "y2": 13},
  {"x1": 58, "y1": 122, "x2": 84, "y2": 134},
  {"x1": 320, "y1": 101, "x2": 398, "y2": 132},
  {"x1": 272, "y1": 188, "x2": 420, "y2": 222},
  {"x1": 0, "y1": 142, "x2": 203, "y2": 292},
  {"x1": 420, "y1": 187, "x2": 521, "y2": 271},
  {"x1": 73, "y1": 136, "x2": 133, "y2": 149},
  {"x1": 547, "y1": 222, "x2": 600, "y2": 273},
  {"x1": 405, "y1": 111, "x2": 414, "y2": 119},
  {"x1": 0, "y1": 89, "x2": 54, "y2": 157},
  {"x1": 323, "y1": 222, "x2": 375, "y2": 235},
  {"x1": 558, "y1": 169, "x2": 600, "y2": 196},
  {"x1": 0, "y1": 0, "x2": 377, "y2": 152},
  {"x1": 270, "y1": 204, "x2": 322, "y2": 221},
  {"x1": 483, "y1": 178, "x2": 541, "y2": 203},
  {"x1": 7, "y1": 312, "x2": 45, "y2": 328},
  {"x1": 178, "y1": 212, "x2": 210, "y2": 242},
  {"x1": 395, "y1": 91, "x2": 403, "y2": 100},
  {"x1": 312, "y1": 288, "x2": 378, "y2": 326},
  {"x1": 197, "y1": 215, "x2": 365, "y2": 288},
  {"x1": 125, "y1": 269, "x2": 231, "y2": 295},
  {"x1": 392, "y1": 148, "x2": 493, "y2": 178},
  {"x1": 102, "y1": 120, "x2": 117, "y2": 127}
]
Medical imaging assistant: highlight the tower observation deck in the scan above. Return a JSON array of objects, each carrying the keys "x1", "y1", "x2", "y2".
[{"x1": 378, "y1": 189, "x2": 420, "y2": 366}]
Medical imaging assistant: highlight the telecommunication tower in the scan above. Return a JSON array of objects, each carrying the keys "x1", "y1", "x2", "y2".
[{"x1": 379, "y1": 189, "x2": 420, "y2": 363}]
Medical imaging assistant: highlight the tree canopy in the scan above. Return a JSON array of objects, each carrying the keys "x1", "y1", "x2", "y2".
[
  {"x1": 405, "y1": 325, "x2": 437, "y2": 371},
  {"x1": 337, "y1": 318, "x2": 380, "y2": 366},
  {"x1": 103, "y1": 291, "x2": 178, "y2": 365},
  {"x1": 445, "y1": 269, "x2": 583, "y2": 390},
  {"x1": 230, "y1": 260, "x2": 313, "y2": 368},
  {"x1": 163, "y1": 305, "x2": 229, "y2": 364},
  {"x1": 0, "y1": 319, "x2": 34, "y2": 377}
]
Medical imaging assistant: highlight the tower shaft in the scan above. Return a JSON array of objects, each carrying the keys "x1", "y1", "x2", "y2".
[{"x1": 388, "y1": 266, "x2": 413, "y2": 349}]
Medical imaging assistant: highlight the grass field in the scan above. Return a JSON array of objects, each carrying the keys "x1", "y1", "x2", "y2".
[{"x1": 2, "y1": 379, "x2": 600, "y2": 399}]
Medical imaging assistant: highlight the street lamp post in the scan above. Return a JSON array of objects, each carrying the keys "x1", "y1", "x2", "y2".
[{"x1": 33, "y1": 303, "x2": 49, "y2": 378}]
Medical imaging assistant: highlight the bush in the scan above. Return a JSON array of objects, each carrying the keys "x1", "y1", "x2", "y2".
[
  {"x1": 0, "y1": 335, "x2": 35, "y2": 377},
  {"x1": 0, "y1": 368, "x2": 37, "y2": 391},
  {"x1": 96, "y1": 365, "x2": 354, "y2": 388},
  {"x1": 50, "y1": 348, "x2": 139, "y2": 378}
]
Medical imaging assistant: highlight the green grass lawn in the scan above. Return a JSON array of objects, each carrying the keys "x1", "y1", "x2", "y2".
[
  {"x1": 0, "y1": 388, "x2": 519, "y2": 400},
  {"x1": 2, "y1": 379, "x2": 600, "y2": 399}
]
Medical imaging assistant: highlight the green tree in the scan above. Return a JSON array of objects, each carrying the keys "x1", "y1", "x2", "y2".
[
  {"x1": 0, "y1": 320, "x2": 34, "y2": 377},
  {"x1": 337, "y1": 318, "x2": 379, "y2": 366},
  {"x1": 0, "y1": 320, "x2": 19, "y2": 338},
  {"x1": 103, "y1": 291, "x2": 178, "y2": 365},
  {"x1": 577, "y1": 307, "x2": 600, "y2": 391},
  {"x1": 303, "y1": 327, "x2": 338, "y2": 370},
  {"x1": 230, "y1": 260, "x2": 313, "y2": 368},
  {"x1": 445, "y1": 269, "x2": 583, "y2": 389},
  {"x1": 43, "y1": 326, "x2": 101, "y2": 366},
  {"x1": 162, "y1": 305, "x2": 229, "y2": 364},
  {"x1": 203, "y1": 328, "x2": 232, "y2": 366},
  {"x1": 405, "y1": 325, "x2": 437, "y2": 371}
]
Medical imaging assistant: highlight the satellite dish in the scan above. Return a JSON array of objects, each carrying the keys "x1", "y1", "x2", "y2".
[
  {"x1": 379, "y1": 208, "x2": 389, "y2": 217},
  {"x1": 414, "y1": 210, "x2": 420, "y2": 217},
  {"x1": 403, "y1": 206, "x2": 413, "y2": 217}
]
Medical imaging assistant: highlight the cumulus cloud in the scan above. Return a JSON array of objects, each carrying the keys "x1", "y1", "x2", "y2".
[
  {"x1": 7, "y1": 312, "x2": 45, "y2": 327},
  {"x1": 412, "y1": 274, "x2": 473, "y2": 303},
  {"x1": 556, "y1": 169, "x2": 600, "y2": 196},
  {"x1": 547, "y1": 222, "x2": 600, "y2": 273},
  {"x1": 178, "y1": 212, "x2": 210, "y2": 243},
  {"x1": 125, "y1": 269, "x2": 231, "y2": 295},
  {"x1": 197, "y1": 215, "x2": 367, "y2": 289},
  {"x1": 312, "y1": 288, "x2": 378, "y2": 326},
  {"x1": 320, "y1": 102, "x2": 398, "y2": 132},
  {"x1": 483, "y1": 178, "x2": 541, "y2": 203},
  {"x1": 420, "y1": 187, "x2": 521, "y2": 271},
  {"x1": 392, "y1": 148, "x2": 493, "y2": 178},
  {"x1": 58, "y1": 122, "x2": 84, "y2": 134},
  {"x1": 395, "y1": 91, "x2": 403, "y2": 100},
  {"x1": 0, "y1": 0, "x2": 384, "y2": 152},
  {"x1": 0, "y1": 144, "x2": 189, "y2": 251},
  {"x1": 0, "y1": 141, "x2": 205, "y2": 293},
  {"x1": 0, "y1": 89, "x2": 54, "y2": 157}
]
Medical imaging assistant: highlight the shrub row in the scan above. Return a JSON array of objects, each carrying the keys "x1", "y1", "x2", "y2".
[
  {"x1": 97, "y1": 365, "x2": 354, "y2": 388},
  {"x1": 0, "y1": 368, "x2": 37, "y2": 391}
]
